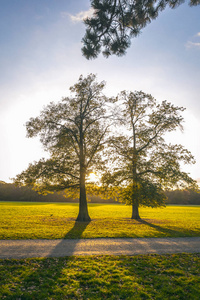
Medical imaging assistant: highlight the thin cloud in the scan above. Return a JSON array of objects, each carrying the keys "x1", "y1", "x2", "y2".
[
  {"x1": 186, "y1": 32, "x2": 200, "y2": 49},
  {"x1": 62, "y1": 8, "x2": 94, "y2": 23},
  {"x1": 186, "y1": 41, "x2": 200, "y2": 49}
]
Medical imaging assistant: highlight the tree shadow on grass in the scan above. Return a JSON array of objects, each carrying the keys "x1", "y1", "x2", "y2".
[
  {"x1": 2, "y1": 219, "x2": 198, "y2": 299},
  {"x1": 4, "y1": 256, "x2": 83, "y2": 299},
  {"x1": 63, "y1": 220, "x2": 91, "y2": 239},
  {"x1": 137, "y1": 219, "x2": 189, "y2": 237},
  {"x1": 50, "y1": 220, "x2": 91, "y2": 257},
  {"x1": 2, "y1": 221, "x2": 91, "y2": 299}
]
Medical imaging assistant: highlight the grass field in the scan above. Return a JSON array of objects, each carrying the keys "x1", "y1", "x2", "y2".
[
  {"x1": 0, "y1": 202, "x2": 199, "y2": 299},
  {"x1": 0, "y1": 202, "x2": 199, "y2": 239},
  {"x1": 0, "y1": 254, "x2": 199, "y2": 299}
]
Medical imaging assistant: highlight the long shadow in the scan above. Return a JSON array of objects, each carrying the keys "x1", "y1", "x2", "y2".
[
  {"x1": 62, "y1": 220, "x2": 91, "y2": 239},
  {"x1": 5, "y1": 221, "x2": 91, "y2": 299},
  {"x1": 137, "y1": 219, "x2": 188, "y2": 237},
  {"x1": 50, "y1": 220, "x2": 91, "y2": 257},
  {"x1": 3, "y1": 219, "x2": 196, "y2": 298}
]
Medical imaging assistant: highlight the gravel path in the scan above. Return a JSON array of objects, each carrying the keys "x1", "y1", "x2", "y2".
[{"x1": 0, "y1": 237, "x2": 199, "y2": 259}]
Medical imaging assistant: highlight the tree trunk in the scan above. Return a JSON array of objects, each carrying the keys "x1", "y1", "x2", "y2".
[
  {"x1": 76, "y1": 170, "x2": 91, "y2": 222},
  {"x1": 131, "y1": 147, "x2": 140, "y2": 219},
  {"x1": 131, "y1": 202, "x2": 140, "y2": 219}
]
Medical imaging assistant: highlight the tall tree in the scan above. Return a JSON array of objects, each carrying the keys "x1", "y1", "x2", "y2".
[
  {"x1": 82, "y1": 0, "x2": 200, "y2": 59},
  {"x1": 102, "y1": 91, "x2": 196, "y2": 219},
  {"x1": 14, "y1": 74, "x2": 111, "y2": 221}
]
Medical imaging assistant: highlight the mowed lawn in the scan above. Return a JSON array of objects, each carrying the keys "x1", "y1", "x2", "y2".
[
  {"x1": 0, "y1": 203, "x2": 200, "y2": 299},
  {"x1": 0, "y1": 202, "x2": 199, "y2": 239},
  {"x1": 0, "y1": 254, "x2": 199, "y2": 299}
]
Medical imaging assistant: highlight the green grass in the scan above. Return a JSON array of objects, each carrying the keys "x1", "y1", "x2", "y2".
[
  {"x1": 0, "y1": 253, "x2": 199, "y2": 299},
  {"x1": 0, "y1": 203, "x2": 199, "y2": 299},
  {"x1": 0, "y1": 202, "x2": 200, "y2": 239}
]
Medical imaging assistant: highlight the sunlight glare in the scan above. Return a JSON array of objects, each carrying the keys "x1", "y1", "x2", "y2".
[{"x1": 88, "y1": 172, "x2": 98, "y2": 182}]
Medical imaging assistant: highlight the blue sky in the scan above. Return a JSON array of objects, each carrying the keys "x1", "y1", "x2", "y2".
[{"x1": 0, "y1": 0, "x2": 200, "y2": 183}]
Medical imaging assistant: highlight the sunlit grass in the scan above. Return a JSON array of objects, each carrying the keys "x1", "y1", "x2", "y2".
[
  {"x1": 0, "y1": 254, "x2": 199, "y2": 299},
  {"x1": 0, "y1": 202, "x2": 199, "y2": 239}
]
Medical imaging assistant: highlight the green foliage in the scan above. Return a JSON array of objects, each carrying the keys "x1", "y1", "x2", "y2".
[
  {"x1": 0, "y1": 254, "x2": 200, "y2": 299},
  {"x1": 0, "y1": 181, "x2": 75, "y2": 202},
  {"x1": 15, "y1": 74, "x2": 109, "y2": 193},
  {"x1": 14, "y1": 74, "x2": 114, "y2": 221},
  {"x1": 1, "y1": 182, "x2": 199, "y2": 205},
  {"x1": 102, "y1": 91, "x2": 196, "y2": 217},
  {"x1": 14, "y1": 76, "x2": 196, "y2": 220},
  {"x1": 120, "y1": 181, "x2": 167, "y2": 207},
  {"x1": 82, "y1": 0, "x2": 200, "y2": 59},
  {"x1": 94, "y1": 181, "x2": 167, "y2": 208},
  {"x1": 166, "y1": 188, "x2": 200, "y2": 205}
]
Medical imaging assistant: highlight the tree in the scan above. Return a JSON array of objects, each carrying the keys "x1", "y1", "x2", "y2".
[
  {"x1": 102, "y1": 91, "x2": 196, "y2": 219},
  {"x1": 82, "y1": 0, "x2": 200, "y2": 59},
  {"x1": 165, "y1": 188, "x2": 200, "y2": 204},
  {"x1": 14, "y1": 74, "x2": 111, "y2": 221}
]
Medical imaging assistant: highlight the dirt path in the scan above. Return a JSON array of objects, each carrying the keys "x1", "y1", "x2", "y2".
[{"x1": 0, "y1": 237, "x2": 199, "y2": 259}]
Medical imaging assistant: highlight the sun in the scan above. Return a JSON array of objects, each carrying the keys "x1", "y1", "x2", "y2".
[{"x1": 88, "y1": 172, "x2": 98, "y2": 182}]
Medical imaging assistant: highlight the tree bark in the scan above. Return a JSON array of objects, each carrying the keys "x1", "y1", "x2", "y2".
[
  {"x1": 76, "y1": 169, "x2": 91, "y2": 222},
  {"x1": 131, "y1": 202, "x2": 140, "y2": 219},
  {"x1": 76, "y1": 113, "x2": 91, "y2": 222},
  {"x1": 132, "y1": 165, "x2": 140, "y2": 219}
]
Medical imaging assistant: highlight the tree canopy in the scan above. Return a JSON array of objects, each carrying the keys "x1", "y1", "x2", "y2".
[
  {"x1": 101, "y1": 91, "x2": 197, "y2": 219},
  {"x1": 82, "y1": 0, "x2": 200, "y2": 59},
  {"x1": 15, "y1": 74, "x2": 112, "y2": 221},
  {"x1": 14, "y1": 75, "x2": 197, "y2": 220}
]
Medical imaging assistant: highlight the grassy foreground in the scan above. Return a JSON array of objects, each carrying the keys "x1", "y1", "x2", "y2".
[
  {"x1": 0, "y1": 202, "x2": 199, "y2": 239},
  {"x1": 0, "y1": 254, "x2": 199, "y2": 299}
]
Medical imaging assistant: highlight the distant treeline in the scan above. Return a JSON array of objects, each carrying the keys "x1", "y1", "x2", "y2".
[
  {"x1": 0, "y1": 181, "x2": 115, "y2": 203},
  {"x1": 0, "y1": 181, "x2": 199, "y2": 205},
  {"x1": 165, "y1": 189, "x2": 200, "y2": 205}
]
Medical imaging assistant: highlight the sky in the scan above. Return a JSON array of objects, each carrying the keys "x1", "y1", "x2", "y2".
[{"x1": 0, "y1": 0, "x2": 200, "y2": 183}]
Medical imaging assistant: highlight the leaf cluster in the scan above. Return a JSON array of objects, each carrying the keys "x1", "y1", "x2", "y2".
[
  {"x1": 100, "y1": 90, "x2": 197, "y2": 206},
  {"x1": 82, "y1": 0, "x2": 200, "y2": 59},
  {"x1": 15, "y1": 74, "x2": 112, "y2": 196}
]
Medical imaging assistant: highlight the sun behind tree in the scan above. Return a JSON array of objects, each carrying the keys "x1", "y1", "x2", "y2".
[
  {"x1": 88, "y1": 172, "x2": 99, "y2": 183},
  {"x1": 14, "y1": 76, "x2": 197, "y2": 221},
  {"x1": 14, "y1": 74, "x2": 112, "y2": 222}
]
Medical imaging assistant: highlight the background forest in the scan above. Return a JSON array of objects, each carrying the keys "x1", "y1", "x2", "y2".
[{"x1": 0, "y1": 181, "x2": 199, "y2": 205}]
